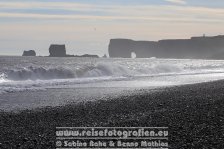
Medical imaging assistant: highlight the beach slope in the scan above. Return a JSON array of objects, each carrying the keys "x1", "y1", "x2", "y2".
[{"x1": 0, "y1": 80, "x2": 224, "y2": 148}]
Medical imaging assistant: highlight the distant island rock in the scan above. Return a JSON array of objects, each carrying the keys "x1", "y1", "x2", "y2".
[
  {"x1": 109, "y1": 35, "x2": 224, "y2": 59},
  {"x1": 74, "y1": 54, "x2": 99, "y2": 58},
  {"x1": 49, "y1": 44, "x2": 99, "y2": 58},
  {"x1": 22, "y1": 50, "x2": 36, "y2": 56},
  {"x1": 49, "y1": 44, "x2": 66, "y2": 57}
]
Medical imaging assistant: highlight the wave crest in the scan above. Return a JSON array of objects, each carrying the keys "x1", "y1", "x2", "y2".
[
  {"x1": 4, "y1": 66, "x2": 75, "y2": 81},
  {"x1": 1, "y1": 62, "x2": 182, "y2": 81}
]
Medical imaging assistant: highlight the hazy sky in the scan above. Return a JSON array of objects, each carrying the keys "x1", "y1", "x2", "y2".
[{"x1": 1, "y1": 0, "x2": 224, "y2": 56}]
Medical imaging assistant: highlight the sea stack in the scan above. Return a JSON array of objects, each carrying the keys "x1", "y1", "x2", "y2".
[
  {"x1": 22, "y1": 50, "x2": 36, "y2": 56},
  {"x1": 49, "y1": 44, "x2": 66, "y2": 57}
]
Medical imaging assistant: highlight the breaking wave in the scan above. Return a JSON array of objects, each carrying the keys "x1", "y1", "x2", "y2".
[
  {"x1": 3, "y1": 66, "x2": 75, "y2": 81},
  {"x1": 0, "y1": 62, "x2": 182, "y2": 81},
  {"x1": 1, "y1": 59, "x2": 224, "y2": 95}
]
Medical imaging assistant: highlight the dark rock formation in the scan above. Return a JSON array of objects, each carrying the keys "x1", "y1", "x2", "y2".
[
  {"x1": 109, "y1": 35, "x2": 224, "y2": 59},
  {"x1": 49, "y1": 44, "x2": 66, "y2": 57},
  {"x1": 48, "y1": 44, "x2": 99, "y2": 58},
  {"x1": 74, "y1": 54, "x2": 99, "y2": 58},
  {"x1": 22, "y1": 50, "x2": 36, "y2": 56},
  {"x1": 80, "y1": 54, "x2": 99, "y2": 58}
]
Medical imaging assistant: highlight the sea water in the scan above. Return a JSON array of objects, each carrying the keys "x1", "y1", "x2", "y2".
[{"x1": 1, "y1": 56, "x2": 224, "y2": 111}]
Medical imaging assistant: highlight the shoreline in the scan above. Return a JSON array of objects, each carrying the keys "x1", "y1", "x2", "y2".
[{"x1": 1, "y1": 80, "x2": 224, "y2": 148}]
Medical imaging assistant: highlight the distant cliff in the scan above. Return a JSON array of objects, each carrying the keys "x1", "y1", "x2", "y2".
[
  {"x1": 108, "y1": 35, "x2": 224, "y2": 59},
  {"x1": 22, "y1": 50, "x2": 36, "y2": 56}
]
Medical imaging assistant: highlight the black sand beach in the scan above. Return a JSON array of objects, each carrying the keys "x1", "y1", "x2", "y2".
[{"x1": 1, "y1": 80, "x2": 224, "y2": 149}]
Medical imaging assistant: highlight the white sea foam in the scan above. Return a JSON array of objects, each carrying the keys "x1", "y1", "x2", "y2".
[
  {"x1": 1, "y1": 62, "x2": 183, "y2": 81},
  {"x1": 4, "y1": 66, "x2": 75, "y2": 81},
  {"x1": 1, "y1": 58, "x2": 224, "y2": 94}
]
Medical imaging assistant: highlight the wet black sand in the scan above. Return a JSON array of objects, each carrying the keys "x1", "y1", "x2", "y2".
[{"x1": 1, "y1": 80, "x2": 224, "y2": 148}]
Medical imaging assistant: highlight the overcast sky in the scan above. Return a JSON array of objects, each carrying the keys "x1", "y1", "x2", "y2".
[{"x1": 0, "y1": 0, "x2": 224, "y2": 56}]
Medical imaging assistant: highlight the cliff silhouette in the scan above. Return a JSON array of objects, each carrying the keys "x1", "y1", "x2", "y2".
[{"x1": 109, "y1": 35, "x2": 224, "y2": 59}]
